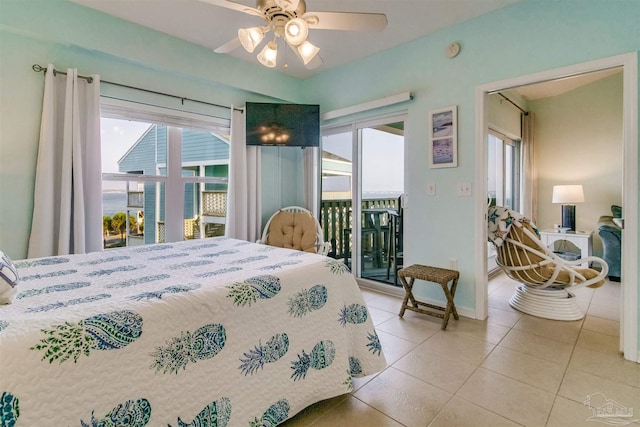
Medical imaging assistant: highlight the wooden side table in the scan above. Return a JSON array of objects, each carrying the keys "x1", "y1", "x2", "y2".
[{"x1": 398, "y1": 264, "x2": 460, "y2": 330}]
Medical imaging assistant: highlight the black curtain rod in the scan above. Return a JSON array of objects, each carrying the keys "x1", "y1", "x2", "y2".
[
  {"x1": 498, "y1": 93, "x2": 529, "y2": 116},
  {"x1": 32, "y1": 64, "x2": 241, "y2": 112}
]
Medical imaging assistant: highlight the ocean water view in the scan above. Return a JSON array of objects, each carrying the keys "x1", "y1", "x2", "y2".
[{"x1": 102, "y1": 192, "x2": 127, "y2": 217}]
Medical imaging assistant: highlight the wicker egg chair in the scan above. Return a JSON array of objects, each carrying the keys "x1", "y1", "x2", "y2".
[{"x1": 488, "y1": 206, "x2": 608, "y2": 321}]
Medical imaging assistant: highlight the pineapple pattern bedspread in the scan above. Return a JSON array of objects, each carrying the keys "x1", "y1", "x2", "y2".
[{"x1": 0, "y1": 238, "x2": 386, "y2": 426}]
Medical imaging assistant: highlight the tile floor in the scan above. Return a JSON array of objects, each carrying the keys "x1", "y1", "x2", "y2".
[{"x1": 282, "y1": 273, "x2": 639, "y2": 427}]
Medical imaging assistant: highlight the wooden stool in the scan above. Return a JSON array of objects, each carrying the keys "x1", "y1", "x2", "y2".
[{"x1": 398, "y1": 264, "x2": 460, "y2": 330}]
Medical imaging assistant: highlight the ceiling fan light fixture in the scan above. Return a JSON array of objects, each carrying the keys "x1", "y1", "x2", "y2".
[
  {"x1": 257, "y1": 40, "x2": 278, "y2": 67},
  {"x1": 297, "y1": 40, "x2": 319, "y2": 64},
  {"x1": 284, "y1": 18, "x2": 308, "y2": 46},
  {"x1": 238, "y1": 26, "x2": 265, "y2": 53},
  {"x1": 274, "y1": 0, "x2": 300, "y2": 13}
]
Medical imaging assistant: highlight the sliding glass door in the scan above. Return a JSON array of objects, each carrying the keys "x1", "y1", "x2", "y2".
[{"x1": 321, "y1": 115, "x2": 405, "y2": 286}]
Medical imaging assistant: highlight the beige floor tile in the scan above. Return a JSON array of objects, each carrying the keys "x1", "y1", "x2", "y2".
[
  {"x1": 354, "y1": 367, "x2": 452, "y2": 427},
  {"x1": 513, "y1": 314, "x2": 582, "y2": 344},
  {"x1": 576, "y1": 329, "x2": 620, "y2": 354},
  {"x1": 546, "y1": 396, "x2": 602, "y2": 427},
  {"x1": 586, "y1": 302, "x2": 620, "y2": 322},
  {"x1": 309, "y1": 395, "x2": 404, "y2": 427},
  {"x1": 582, "y1": 315, "x2": 619, "y2": 337},
  {"x1": 499, "y1": 329, "x2": 574, "y2": 366},
  {"x1": 457, "y1": 368, "x2": 556, "y2": 427},
  {"x1": 375, "y1": 315, "x2": 441, "y2": 344},
  {"x1": 591, "y1": 283, "x2": 621, "y2": 308},
  {"x1": 442, "y1": 317, "x2": 511, "y2": 345},
  {"x1": 488, "y1": 295, "x2": 516, "y2": 312},
  {"x1": 419, "y1": 330, "x2": 495, "y2": 365},
  {"x1": 393, "y1": 341, "x2": 478, "y2": 393},
  {"x1": 487, "y1": 306, "x2": 522, "y2": 328},
  {"x1": 481, "y1": 346, "x2": 565, "y2": 393},
  {"x1": 568, "y1": 346, "x2": 640, "y2": 388},
  {"x1": 282, "y1": 395, "x2": 348, "y2": 427},
  {"x1": 368, "y1": 306, "x2": 398, "y2": 326},
  {"x1": 376, "y1": 329, "x2": 419, "y2": 365},
  {"x1": 361, "y1": 291, "x2": 403, "y2": 313},
  {"x1": 558, "y1": 367, "x2": 640, "y2": 413},
  {"x1": 428, "y1": 396, "x2": 521, "y2": 427}
]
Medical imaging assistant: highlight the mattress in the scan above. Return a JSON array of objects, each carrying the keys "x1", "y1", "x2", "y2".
[{"x1": 0, "y1": 237, "x2": 386, "y2": 426}]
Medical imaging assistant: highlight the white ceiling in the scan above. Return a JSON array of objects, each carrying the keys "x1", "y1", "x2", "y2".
[{"x1": 70, "y1": 0, "x2": 518, "y2": 79}]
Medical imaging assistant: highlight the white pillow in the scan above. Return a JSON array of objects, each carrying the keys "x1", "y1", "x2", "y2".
[
  {"x1": 613, "y1": 217, "x2": 624, "y2": 229},
  {"x1": 0, "y1": 250, "x2": 19, "y2": 304}
]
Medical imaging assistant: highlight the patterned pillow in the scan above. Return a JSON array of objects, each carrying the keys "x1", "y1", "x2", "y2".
[
  {"x1": 611, "y1": 205, "x2": 622, "y2": 218},
  {"x1": 0, "y1": 250, "x2": 19, "y2": 304}
]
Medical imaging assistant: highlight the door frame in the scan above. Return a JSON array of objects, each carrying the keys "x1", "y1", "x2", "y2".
[{"x1": 474, "y1": 52, "x2": 638, "y2": 362}]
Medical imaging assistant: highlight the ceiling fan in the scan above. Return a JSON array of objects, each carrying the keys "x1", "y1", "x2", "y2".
[{"x1": 201, "y1": 0, "x2": 387, "y2": 69}]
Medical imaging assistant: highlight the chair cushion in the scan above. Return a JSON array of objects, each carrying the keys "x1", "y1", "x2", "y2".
[
  {"x1": 502, "y1": 222, "x2": 605, "y2": 289},
  {"x1": 266, "y1": 211, "x2": 318, "y2": 253}
]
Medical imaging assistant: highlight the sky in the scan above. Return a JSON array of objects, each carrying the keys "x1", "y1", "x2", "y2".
[
  {"x1": 322, "y1": 127, "x2": 404, "y2": 194},
  {"x1": 101, "y1": 117, "x2": 151, "y2": 191},
  {"x1": 101, "y1": 117, "x2": 150, "y2": 173}
]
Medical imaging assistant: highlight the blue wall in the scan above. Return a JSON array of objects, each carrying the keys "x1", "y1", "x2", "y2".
[{"x1": 0, "y1": 0, "x2": 638, "y2": 354}]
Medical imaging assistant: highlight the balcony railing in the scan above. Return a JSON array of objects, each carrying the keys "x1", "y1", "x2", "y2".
[
  {"x1": 202, "y1": 191, "x2": 227, "y2": 217},
  {"x1": 127, "y1": 191, "x2": 144, "y2": 208},
  {"x1": 320, "y1": 198, "x2": 399, "y2": 259}
]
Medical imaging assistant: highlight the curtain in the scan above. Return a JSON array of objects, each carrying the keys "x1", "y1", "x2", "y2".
[
  {"x1": 28, "y1": 65, "x2": 102, "y2": 258},
  {"x1": 521, "y1": 112, "x2": 536, "y2": 222},
  {"x1": 225, "y1": 107, "x2": 261, "y2": 242},
  {"x1": 303, "y1": 147, "x2": 319, "y2": 216}
]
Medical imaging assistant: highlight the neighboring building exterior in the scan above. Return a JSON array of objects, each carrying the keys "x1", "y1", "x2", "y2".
[{"x1": 118, "y1": 124, "x2": 230, "y2": 244}]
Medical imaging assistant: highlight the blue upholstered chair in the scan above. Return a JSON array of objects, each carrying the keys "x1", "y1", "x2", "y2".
[{"x1": 598, "y1": 205, "x2": 622, "y2": 281}]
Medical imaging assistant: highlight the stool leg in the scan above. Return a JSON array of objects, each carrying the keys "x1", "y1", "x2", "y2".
[
  {"x1": 399, "y1": 276, "x2": 413, "y2": 318},
  {"x1": 448, "y1": 278, "x2": 459, "y2": 320}
]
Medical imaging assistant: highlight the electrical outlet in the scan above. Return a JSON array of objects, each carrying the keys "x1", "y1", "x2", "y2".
[
  {"x1": 426, "y1": 182, "x2": 436, "y2": 196},
  {"x1": 448, "y1": 258, "x2": 458, "y2": 270},
  {"x1": 456, "y1": 182, "x2": 472, "y2": 196}
]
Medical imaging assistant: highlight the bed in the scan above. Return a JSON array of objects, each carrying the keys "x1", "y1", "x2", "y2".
[{"x1": 0, "y1": 237, "x2": 386, "y2": 426}]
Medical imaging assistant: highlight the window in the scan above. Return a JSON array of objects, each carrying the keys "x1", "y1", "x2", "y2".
[
  {"x1": 100, "y1": 99, "x2": 230, "y2": 249},
  {"x1": 487, "y1": 130, "x2": 521, "y2": 211}
]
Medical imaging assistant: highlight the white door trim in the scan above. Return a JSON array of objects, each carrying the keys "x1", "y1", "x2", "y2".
[{"x1": 474, "y1": 52, "x2": 638, "y2": 362}]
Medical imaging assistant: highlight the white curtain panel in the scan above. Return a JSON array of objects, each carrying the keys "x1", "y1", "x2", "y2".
[
  {"x1": 226, "y1": 107, "x2": 261, "y2": 242},
  {"x1": 521, "y1": 112, "x2": 536, "y2": 222},
  {"x1": 28, "y1": 65, "x2": 103, "y2": 258}
]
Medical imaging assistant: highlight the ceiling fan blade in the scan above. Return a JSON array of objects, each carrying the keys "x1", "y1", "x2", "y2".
[
  {"x1": 195, "y1": 0, "x2": 263, "y2": 17},
  {"x1": 304, "y1": 11, "x2": 387, "y2": 32},
  {"x1": 214, "y1": 37, "x2": 241, "y2": 53}
]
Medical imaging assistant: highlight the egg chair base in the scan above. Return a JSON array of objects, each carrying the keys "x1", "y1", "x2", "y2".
[{"x1": 509, "y1": 285, "x2": 584, "y2": 321}]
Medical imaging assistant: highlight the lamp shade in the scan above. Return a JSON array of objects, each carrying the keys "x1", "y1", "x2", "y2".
[
  {"x1": 238, "y1": 27, "x2": 265, "y2": 53},
  {"x1": 284, "y1": 18, "x2": 309, "y2": 46},
  {"x1": 297, "y1": 40, "x2": 320, "y2": 65},
  {"x1": 257, "y1": 41, "x2": 278, "y2": 68},
  {"x1": 552, "y1": 185, "x2": 584, "y2": 204}
]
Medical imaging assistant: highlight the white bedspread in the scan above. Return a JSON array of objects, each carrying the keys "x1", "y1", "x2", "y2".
[{"x1": 0, "y1": 238, "x2": 386, "y2": 426}]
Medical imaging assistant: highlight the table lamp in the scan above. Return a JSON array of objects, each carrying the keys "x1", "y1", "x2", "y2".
[{"x1": 552, "y1": 184, "x2": 584, "y2": 231}]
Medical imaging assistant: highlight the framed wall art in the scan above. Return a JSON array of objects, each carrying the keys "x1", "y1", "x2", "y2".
[{"x1": 429, "y1": 105, "x2": 457, "y2": 168}]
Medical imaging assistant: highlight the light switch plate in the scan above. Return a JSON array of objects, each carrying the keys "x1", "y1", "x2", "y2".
[
  {"x1": 427, "y1": 182, "x2": 436, "y2": 196},
  {"x1": 457, "y1": 182, "x2": 472, "y2": 196}
]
